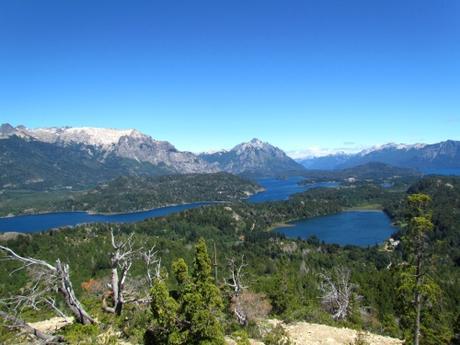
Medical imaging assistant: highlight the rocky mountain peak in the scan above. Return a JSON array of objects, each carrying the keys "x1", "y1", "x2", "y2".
[
  {"x1": 0, "y1": 123, "x2": 30, "y2": 139},
  {"x1": 0, "y1": 123, "x2": 15, "y2": 137},
  {"x1": 200, "y1": 138, "x2": 305, "y2": 176},
  {"x1": 25, "y1": 126, "x2": 145, "y2": 149},
  {"x1": 0, "y1": 124, "x2": 218, "y2": 174},
  {"x1": 232, "y1": 138, "x2": 276, "y2": 154}
]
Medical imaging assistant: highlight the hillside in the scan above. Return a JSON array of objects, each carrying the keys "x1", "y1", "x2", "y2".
[
  {"x1": 0, "y1": 180, "x2": 458, "y2": 344},
  {"x1": 301, "y1": 162, "x2": 420, "y2": 182},
  {"x1": 0, "y1": 173, "x2": 262, "y2": 215},
  {"x1": 0, "y1": 136, "x2": 174, "y2": 190},
  {"x1": 61, "y1": 172, "x2": 262, "y2": 213}
]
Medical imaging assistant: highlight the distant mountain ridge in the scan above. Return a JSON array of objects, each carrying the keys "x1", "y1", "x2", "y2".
[
  {"x1": 199, "y1": 138, "x2": 305, "y2": 177},
  {"x1": 0, "y1": 124, "x2": 217, "y2": 174},
  {"x1": 0, "y1": 124, "x2": 305, "y2": 189},
  {"x1": 297, "y1": 140, "x2": 460, "y2": 171}
]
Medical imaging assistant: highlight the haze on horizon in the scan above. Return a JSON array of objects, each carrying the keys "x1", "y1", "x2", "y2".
[{"x1": 1, "y1": 0, "x2": 459, "y2": 153}]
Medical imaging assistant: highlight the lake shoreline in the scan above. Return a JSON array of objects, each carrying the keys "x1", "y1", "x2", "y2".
[
  {"x1": 0, "y1": 200, "x2": 228, "y2": 219},
  {"x1": 342, "y1": 208, "x2": 383, "y2": 212},
  {"x1": 0, "y1": 202, "x2": 215, "y2": 233},
  {"x1": 275, "y1": 210, "x2": 397, "y2": 247},
  {"x1": 0, "y1": 177, "x2": 340, "y2": 233}
]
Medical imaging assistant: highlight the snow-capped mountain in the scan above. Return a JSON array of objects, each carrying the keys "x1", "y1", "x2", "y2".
[
  {"x1": 0, "y1": 125, "x2": 304, "y2": 190},
  {"x1": 357, "y1": 143, "x2": 427, "y2": 156},
  {"x1": 1, "y1": 124, "x2": 217, "y2": 174},
  {"x1": 296, "y1": 140, "x2": 460, "y2": 171},
  {"x1": 199, "y1": 138, "x2": 305, "y2": 176}
]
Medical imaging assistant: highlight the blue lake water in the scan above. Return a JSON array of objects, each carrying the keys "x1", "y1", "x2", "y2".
[
  {"x1": 276, "y1": 211, "x2": 397, "y2": 247},
  {"x1": 0, "y1": 202, "x2": 211, "y2": 233},
  {"x1": 247, "y1": 177, "x2": 338, "y2": 203},
  {"x1": 0, "y1": 176, "x2": 338, "y2": 233}
]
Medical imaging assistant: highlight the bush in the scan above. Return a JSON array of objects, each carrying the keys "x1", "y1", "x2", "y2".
[
  {"x1": 60, "y1": 323, "x2": 101, "y2": 344},
  {"x1": 231, "y1": 330, "x2": 250, "y2": 345},
  {"x1": 263, "y1": 324, "x2": 293, "y2": 345},
  {"x1": 348, "y1": 332, "x2": 370, "y2": 345}
]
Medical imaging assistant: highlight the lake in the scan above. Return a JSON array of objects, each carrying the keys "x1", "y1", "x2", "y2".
[
  {"x1": 247, "y1": 176, "x2": 338, "y2": 203},
  {"x1": 276, "y1": 210, "x2": 397, "y2": 247},
  {"x1": 0, "y1": 202, "x2": 211, "y2": 233},
  {"x1": 0, "y1": 176, "x2": 337, "y2": 233}
]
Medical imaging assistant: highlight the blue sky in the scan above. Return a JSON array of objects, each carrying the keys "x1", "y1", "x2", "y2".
[{"x1": 0, "y1": 0, "x2": 459, "y2": 154}]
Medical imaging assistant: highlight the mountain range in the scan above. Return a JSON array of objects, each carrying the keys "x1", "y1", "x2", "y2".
[
  {"x1": 1, "y1": 123, "x2": 459, "y2": 190},
  {"x1": 0, "y1": 124, "x2": 302, "y2": 189},
  {"x1": 296, "y1": 141, "x2": 460, "y2": 171}
]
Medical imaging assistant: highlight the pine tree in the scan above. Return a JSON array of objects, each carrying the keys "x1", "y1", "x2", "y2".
[
  {"x1": 146, "y1": 238, "x2": 225, "y2": 345},
  {"x1": 397, "y1": 194, "x2": 447, "y2": 345}
]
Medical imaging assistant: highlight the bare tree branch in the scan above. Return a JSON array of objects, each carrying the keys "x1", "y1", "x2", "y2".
[
  {"x1": 102, "y1": 229, "x2": 137, "y2": 315},
  {"x1": 141, "y1": 245, "x2": 161, "y2": 287},
  {"x1": 319, "y1": 266, "x2": 356, "y2": 321},
  {"x1": 0, "y1": 245, "x2": 95, "y2": 325},
  {"x1": 225, "y1": 255, "x2": 248, "y2": 296},
  {"x1": 225, "y1": 255, "x2": 249, "y2": 325}
]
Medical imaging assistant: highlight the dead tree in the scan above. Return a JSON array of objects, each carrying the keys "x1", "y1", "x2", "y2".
[
  {"x1": 0, "y1": 310, "x2": 64, "y2": 344},
  {"x1": 225, "y1": 255, "x2": 248, "y2": 325},
  {"x1": 319, "y1": 266, "x2": 356, "y2": 321},
  {"x1": 102, "y1": 229, "x2": 136, "y2": 315},
  {"x1": 141, "y1": 245, "x2": 161, "y2": 287},
  {"x1": 118, "y1": 245, "x2": 162, "y2": 306},
  {"x1": 0, "y1": 245, "x2": 95, "y2": 325}
]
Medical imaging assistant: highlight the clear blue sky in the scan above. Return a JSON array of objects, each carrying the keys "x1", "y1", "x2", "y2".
[{"x1": 0, "y1": 0, "x2": 459, "y2": 153}]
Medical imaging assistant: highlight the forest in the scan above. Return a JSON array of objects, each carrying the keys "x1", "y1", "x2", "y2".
[
  {"x1": 0, "y1": 176, "x2": 459, "y2": 344},
  {"x1": 0, "y1": 173, "x2": 261, "y2": 216}
]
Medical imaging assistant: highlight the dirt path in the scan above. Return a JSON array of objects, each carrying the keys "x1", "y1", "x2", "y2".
[
  {"x1": 31, "y1": 317, "x2": 402, "y2": 345},
  {"x1": 29, "y1": 316, "x2": 73, "y2": 333},
  {"x1": 284, "y1": 321, "x2": 403, "y2": 345}
]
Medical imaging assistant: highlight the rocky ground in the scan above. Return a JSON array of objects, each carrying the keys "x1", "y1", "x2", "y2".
[
  {"x1": 283, "y1": 321, "x2": 403, "y2": 345},
  {"x1": 26, "y1": 317, "x2": 403, "y2": 345}
]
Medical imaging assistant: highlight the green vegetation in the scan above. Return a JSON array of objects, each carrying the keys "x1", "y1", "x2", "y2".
[
  {"x1": 0, "y1": 173, "x2": 261, "y2": 216},
  {"x1": 146, "y1": 239, "x2": 225, "y2": 345},
  {"x1": 301, "y1": 162, "x2": 420, "y2": 184},
  {"x1": 396, "y1": 194, "x2": 444, "y2": 345},
  {"x1": 0, "y1": 189, "x2": 76, "y2": 216},
  {"x1": 61, "y1": 173, "x2": 261, "y2": 213},
  {"x1": 0, "y1": 176, "x2": 459, "y2": 344}
]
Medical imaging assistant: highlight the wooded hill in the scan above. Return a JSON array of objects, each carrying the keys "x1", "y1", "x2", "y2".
[
  {"x1": 0, "y1": 177, "x2": 459, "y2": 344},
  {"x1": 0, "y1": 173, "x2": 262, "y2": 216}
]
